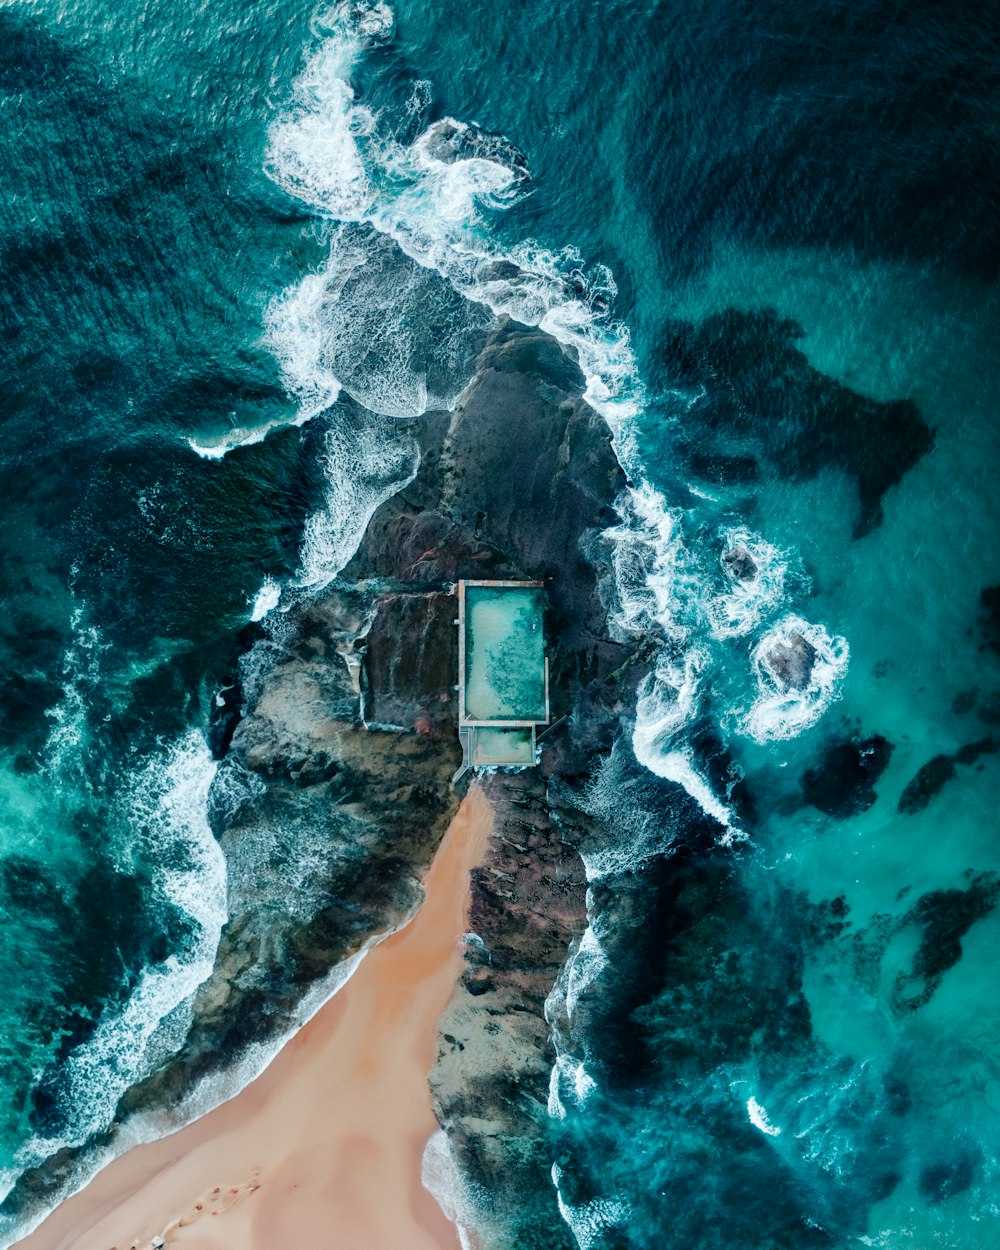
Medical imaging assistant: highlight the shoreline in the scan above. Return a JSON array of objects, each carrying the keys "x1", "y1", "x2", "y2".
[{"x1": 15, "y1": 787, "x2": 492, "y2": 1250}]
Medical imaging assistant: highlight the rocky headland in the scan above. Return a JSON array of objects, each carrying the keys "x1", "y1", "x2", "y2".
[{"x1": 5, "y1": 317, "x2": 650, "y2": 1246}]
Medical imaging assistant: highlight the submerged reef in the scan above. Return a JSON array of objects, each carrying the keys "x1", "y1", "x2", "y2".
[
  {"x1": 897, "y1": 738, "x2": 997, "y2": 815},
  {"x1": 659, "y1": 307, "x2": 934, "y2": 536},
  {"x1": 802, "y1": 734, "x2": 893, "y2": 817}
]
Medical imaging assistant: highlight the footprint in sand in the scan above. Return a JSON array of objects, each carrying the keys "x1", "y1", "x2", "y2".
[{"x1": 137, "y1": 1172, "x2": 262, "y2": 1246}]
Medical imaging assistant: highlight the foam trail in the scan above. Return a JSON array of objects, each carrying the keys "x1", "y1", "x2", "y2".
[
  {"x1": 296, "y1": 416, "x2": 419, "y2": 589},
  {"x1": 43, "y1": 600, "x2": 107, "y2": 783},
  {"x1": 747, "y1": 1095, "x2": 782, "y2": 1138},
  {"x1": 422, "y1": 1130, "x2": 485, "y2": 1250},
  {"x1": 551, "y1": 1162, "x2": 631, "y2": 1250},
  {"x1": 708, "y1": 526, "x2": 798, "y2": 640}
]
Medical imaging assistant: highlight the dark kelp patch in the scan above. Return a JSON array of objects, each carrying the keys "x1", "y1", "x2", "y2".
[
  {"x1": 802, "y1": 734, "x2": 894, "y2": 817},
  {"x1": 659, "y1": 308, "x2": 934, "y2": 536},
  {"x1": 898, "y1": 739, "x2": 997, "y2": 815}
]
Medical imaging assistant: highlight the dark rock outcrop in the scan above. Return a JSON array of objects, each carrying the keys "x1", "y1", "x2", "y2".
[
  {"x1": 764, "y1": 630, "x2": 817, "y2": 692},
  {"x1": 158, "y1": 320, "x2": 638, "y2": 1247},
  {"x1": 722, "y1": 544, "x2": 757, "y2": 582},
  {"x1": 2, "y1": 318, "x2": 643, "y2": 1243},
  {"x1": 802, "y1": 734, "x2": 893, "y2": 817},
  {"x1": 431, "y1": 772, "x2": 588, "y2": 1250}
]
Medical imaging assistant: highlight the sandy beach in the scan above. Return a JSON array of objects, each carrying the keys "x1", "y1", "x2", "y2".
[{"x1": 16, "y1": 787, "x2": 492, "y2": 1250}]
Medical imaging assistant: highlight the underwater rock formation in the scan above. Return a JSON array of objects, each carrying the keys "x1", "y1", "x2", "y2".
[
  {"x1": 891, "y1": 873, "x2": 1000, "y2": 1013},
  {"x1": 802, "y1": 734, "x2": 893, "y2": 817},
  {"x1": 897, "y1": 738, "x2": 996, "y2": 815},
  {"x1": 660, "y1": 307, "x2": 934, "y2": 536}
]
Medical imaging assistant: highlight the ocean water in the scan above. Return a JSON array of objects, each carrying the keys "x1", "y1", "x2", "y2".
[{"x1": 1, "y1": 0, "x2": 998, "y2": 1246}]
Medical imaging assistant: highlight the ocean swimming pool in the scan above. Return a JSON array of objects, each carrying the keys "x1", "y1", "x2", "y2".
[{"x1": 460, "y1": 582, "x2": 547, "y2": 724}]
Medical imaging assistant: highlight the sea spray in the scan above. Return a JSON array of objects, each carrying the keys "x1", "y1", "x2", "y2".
[
  {"x1": 707, "y1": 527, "x2": 802, "y2": 641},
  {"x1": 295, "y1": 407, "x2": 420, "y2": 589},
  {"x1": 265, "y1": 1, "x2": 642, "y2": 429}
]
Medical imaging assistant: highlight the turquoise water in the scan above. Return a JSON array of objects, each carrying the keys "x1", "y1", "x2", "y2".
[
  {"x1": 464, "y1": 586, "x2": 547, "y2": 722},
  {"x1": 1, "y1": 0, "x2": 998, "y2": 1245}
]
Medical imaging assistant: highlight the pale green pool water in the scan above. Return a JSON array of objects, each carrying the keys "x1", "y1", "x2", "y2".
[
  {"x1": 472, "y1": 727, "x2": 535, "y2": 766},
  {"x1": 463, "y1": 586, "x2": 546, "y2": 723}
]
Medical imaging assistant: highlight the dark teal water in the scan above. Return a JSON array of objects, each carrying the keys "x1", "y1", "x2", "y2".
[{"x1": 1, "y1": 0, "x2": 998, "y2": 1245}]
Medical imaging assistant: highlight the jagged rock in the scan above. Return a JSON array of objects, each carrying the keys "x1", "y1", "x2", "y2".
[
  {"x1": 722, "y1": 544, "x2": 758, "y2": 582},
  {"x1": 364, "y1": 591, "x2": 457, "y2": 732},
  {"x1": 764, "y1": 630, "x2": 817, "y2": 691},
  {"x1": 802, "y1": 735, "x2": 893, "y2": 817},
  {"x1": 4, "y1": 318, "x2": 645, "y2": 1241},
  {"x1": 422, "y1": 119, "x2": 529, "y2": 186},
  {"x1": 431, "y1": 771, "x2": 587, "y2": 1250}
]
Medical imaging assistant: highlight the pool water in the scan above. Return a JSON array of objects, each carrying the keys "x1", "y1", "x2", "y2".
[{"x1": 463, "y1": 585, "x2": 546, "y2": 723}]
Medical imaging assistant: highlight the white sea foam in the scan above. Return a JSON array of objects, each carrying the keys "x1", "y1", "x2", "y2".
[
  {"x1": 265, "y1": 1, "x2": 643, "y2": 446},
  {"x1": 561, "y1": 925, "x2": 609, "y2": 1027},
  {"x1": 630, "y1": 649, "x2": 738, "y2": 830},
  {"x1": 296, "y1": 416, "x2": 419, "y2": 589},
  {"x1": 3, "y1": 733, "x2": 226, "y2": 1223},
  {"x1": 186, "y1": 407, "x2": 316, "y2": 460},
  {"x1": 250, "y1": 576, "x2": 282, "y2": 621},
  {"x1": 1, "y1": 889, "x2": 418, "y2": 1247},
  {"x1": 747, "y1": 1095, "x2": 782, "y2": 1137},
  {"x1": 551, "y1": 1162, "x2": 631, "y2": 1250},
  {"x1": 738, "y1": 614, "x2": 850, "y2": 742},
  {"x1": 422, "y1": 1129, "x2": 487, "y2": 1250},
  {"x1": 43, "y1": 602, "x2": 108, "y2": 782},
  {"x1": 547, "y1": 1055, "x2": 597, "y2": 1120},
  {"x1": 707, "y1": 526, "x2": 798, "y2": 640},
  {"x1": 604, "y1": 483, "x2": 689, "y2": 640},
  {"x1": 59, "y1": 735, "x2": 225, "y2": 1142}
]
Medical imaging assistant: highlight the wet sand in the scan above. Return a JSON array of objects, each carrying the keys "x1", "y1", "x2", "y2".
[{"x1": 16, "y1": 787, "x2": 492, "y2": 1250}]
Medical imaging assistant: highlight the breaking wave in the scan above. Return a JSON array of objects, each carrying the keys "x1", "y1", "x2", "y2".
[
  {"x1": 551, "y1": 1161, "x2": 631, "y2": 1250},
  {"x1": 296, "y1": 409, "x2": 420, "y2": 589},
  {"x1": 260, "y1": 0, "x2": 850, "y2": 770},
  {"x1": 707, "y1": 527, "x2": 800, "y2": 641},
  {"x1": 0, "y1": 733, "x2": 226, "y2": 1221},
  {"x1": 264, "y1": 0, "x2": 641, "y2": 431}
]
